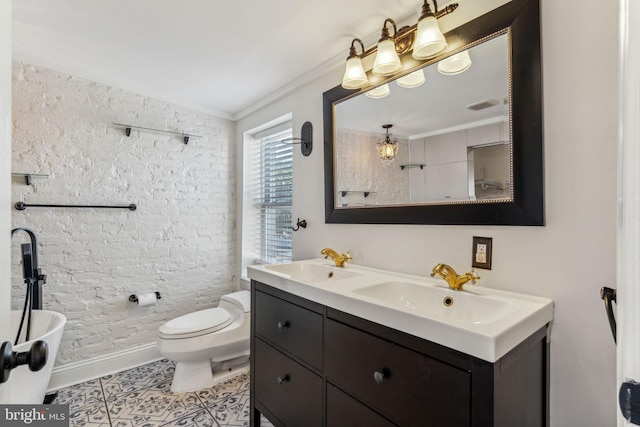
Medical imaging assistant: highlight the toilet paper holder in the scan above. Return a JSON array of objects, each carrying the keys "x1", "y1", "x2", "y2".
[{"x1": 129, "y1": 292, "x2": 161, "y2": 304}]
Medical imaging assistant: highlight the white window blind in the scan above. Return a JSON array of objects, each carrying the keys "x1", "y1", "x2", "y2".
[{"x1": 245, "y1": 127, "x2": 293, "y2": 266}]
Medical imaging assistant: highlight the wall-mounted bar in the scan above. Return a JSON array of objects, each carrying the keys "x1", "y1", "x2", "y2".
[
  {"x1": 15, "y1": 202, "x2": 137, "y2": 211},
  {"x1": 475, "y1": 180, "x2": 505, "y2": 191},
  {"x1": 113, "y1": 123, "x2": 201, "y2": 145},
  {"x1": 339, "y1": 190, "x2": 375, "y2": 198},
  {"x1": 468, "y1": 141, "x2": 510, "y2": 150},
  {"x1": 12, "y1": 173, "x2": 49, "y2": 185},
  {"x1": 400, "y1": 164, "x2": 425, "y2": 170}
]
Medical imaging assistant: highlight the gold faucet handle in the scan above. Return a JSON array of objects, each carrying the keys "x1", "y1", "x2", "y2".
[
  {"x1": 336, "y1": 252, "x2": 352, "y2": 268},
  {"x1": 468, "y1": 269, "x2": 481, "y2": 284}
]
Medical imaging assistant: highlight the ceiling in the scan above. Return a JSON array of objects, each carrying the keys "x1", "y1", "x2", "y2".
[{"x1": 12, "y1": 0, "x2": 430, "y2": 120}]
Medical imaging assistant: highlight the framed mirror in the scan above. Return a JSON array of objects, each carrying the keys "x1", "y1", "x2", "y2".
[{"x1": 323, "y1": 0, "x2": 543, "y2": 225}]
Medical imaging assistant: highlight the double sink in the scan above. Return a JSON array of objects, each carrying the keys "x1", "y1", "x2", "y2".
[{"x1": 248, "y1": 259, "x2": 553, "y2": 362}]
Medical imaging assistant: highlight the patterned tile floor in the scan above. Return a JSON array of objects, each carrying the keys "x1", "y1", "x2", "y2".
[{"x1": 53, "y1": 359, "x2": 254, "y2": 427}]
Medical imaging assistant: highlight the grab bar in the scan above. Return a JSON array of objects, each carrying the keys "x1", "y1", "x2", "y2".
[
  {"x1": 600, "y1": 286, "x2": 617, "y2": 344},
  {"x1": 15, "y1": 202, "x2": 137, "y2": 211}
]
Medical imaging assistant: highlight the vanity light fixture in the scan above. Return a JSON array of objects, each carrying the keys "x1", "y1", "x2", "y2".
[
  {"x1": 342, "y1": 38, "x2": 369, "y2": 89},
  {"x1": 373, "y1": 19, "x2": 403, "y2": 76},
  {"x1": 365, "y1": 83, "x2": 391, "y2": 99},
  {"x1": 376, "y1": 124, "x2": 399, "y2": 164},
  {"x1": 340, "y1": 1, "x2": 458, "y2": 90},
  {"x1": 397, "y1": 69, "x2": 426, "y2": 88},
  {"x1": 413, "y1": 0, "x2": 448, "y2": 60},
  {"x1": 437, "y1": 50, "x2": 472, "y2": 75}
]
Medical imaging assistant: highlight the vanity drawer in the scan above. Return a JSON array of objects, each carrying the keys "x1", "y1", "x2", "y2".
[
  {"x1": 254, "y1": 338, "x2": 322, "y2": 427},
  {"x1": 255, "y1": 290, "x2": 323, "y2": 369},
  {"x1": 325, "y1": 319, "x2": 471, "y2": 427},
  {"x1": 327, "y1": 384, "x2": 396, "y2": 427}
]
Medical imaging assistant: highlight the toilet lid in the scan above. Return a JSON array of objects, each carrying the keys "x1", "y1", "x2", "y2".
[{"x1": 159, "y1": 308, "x2": 233, "y2": 338}]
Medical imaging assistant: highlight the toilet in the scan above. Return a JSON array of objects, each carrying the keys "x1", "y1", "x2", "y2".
[{"x1": 157, "y1": 290, "x2": 251, "y2": 392}]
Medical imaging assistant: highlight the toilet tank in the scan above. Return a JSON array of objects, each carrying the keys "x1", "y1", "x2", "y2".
[{"x1": 219, "y1": 290, "x2": 251, "y2": 314}]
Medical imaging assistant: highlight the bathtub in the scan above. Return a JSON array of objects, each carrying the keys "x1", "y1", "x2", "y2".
[{"x1": 3, "y1": 310, "x2": 66, "y2": 404}]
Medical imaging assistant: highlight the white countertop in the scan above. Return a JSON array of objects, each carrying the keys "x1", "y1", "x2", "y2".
[{"x1": 248, "y1": 258, "x2": 553, "y2": 363}]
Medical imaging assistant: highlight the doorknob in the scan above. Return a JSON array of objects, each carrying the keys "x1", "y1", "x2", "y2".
[{"x1": 0, "y1": 340, "x2": 48, "y2": 384}]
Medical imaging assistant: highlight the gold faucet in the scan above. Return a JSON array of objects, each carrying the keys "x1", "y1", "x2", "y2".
[
  {"x1": 321, "y1": 248, "x2": 352, "y2": 268},
  {"x1": 430, "y1": 263, "x2": 480, "y2": 291}
]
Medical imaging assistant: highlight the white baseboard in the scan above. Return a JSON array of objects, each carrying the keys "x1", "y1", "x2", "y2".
[{"x1": 47, "y1": 342, "x2": 163, "y2": 392}]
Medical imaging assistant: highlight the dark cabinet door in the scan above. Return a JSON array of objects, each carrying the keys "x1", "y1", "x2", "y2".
[
  {"x1": 325, "y1": 319, "x2": 471, "y2": 427},
  {"x1": 254, "y1": 338, "x2": 323, "y2": 427},
  {"x1": 255, "y1": 290, "x2": 323, "y2": 369},
  {"x1": 327, "y1": 384, "x2": 397, "y2": 427}
]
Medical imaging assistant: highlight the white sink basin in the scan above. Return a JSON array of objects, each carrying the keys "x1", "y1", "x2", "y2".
[
  {"x1": 264, "y1": 262, "x2": 361, "y2": 282},
  {"x1": 248, "y1": 258, "x2": 553, "y2": 362},
  {"x1": 352, "y1": 281, "x2": 518, "y2": 325}
]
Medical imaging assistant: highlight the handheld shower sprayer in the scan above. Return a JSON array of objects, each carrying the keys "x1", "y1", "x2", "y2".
[
  {"x1": 11, "y1": 228, "x2": 48, "y2": 345},
  {"x1": 21, "y1": 243, "x2": 35, "y2": 285}
]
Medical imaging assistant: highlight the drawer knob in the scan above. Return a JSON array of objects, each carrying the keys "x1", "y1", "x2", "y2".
[
  {"x1": 277, "y1": 321, "x2": 290, "y2": 331},
  {"x1": 277, "y1": 375, "x2": 290, "y2": 385},
  {"x1": 374, "y1": 370, "x2": 386, "y2": 384}
]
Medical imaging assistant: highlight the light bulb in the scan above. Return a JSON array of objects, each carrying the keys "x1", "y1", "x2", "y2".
[
  {"x1": 342, "y1": 56, "x2": 368, "y2": 89},
  {"x1": 397, "y1": 69, "x2": 426, "y2": 88},
  {"x1": 373, "y1": 39, "x2": 402, "y2": 76},
  {"x1": 412, "y1": 15, "x2": 447, "y2": 60},
  {"x1": 437, "y1": 51, "x2": 472, "y2": 75},
  {"x1": 365, "y1": 84, "x2": 390, "y2": 99}
]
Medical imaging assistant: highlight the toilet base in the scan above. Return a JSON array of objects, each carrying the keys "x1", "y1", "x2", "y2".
[
  {"x1": 210, "y1": 360, "x2": 250, "y2": 386},
  {"x1": 170, "y1": 360, "x2": 215, "y2": 393},
  {"x1": 170, "y1": 357, "x2": 250, "y2": 393}
]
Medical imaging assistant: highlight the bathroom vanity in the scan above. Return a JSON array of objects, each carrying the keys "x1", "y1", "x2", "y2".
[{"x1": 248, "y1": 260, "x2": 552, "y2": 427}]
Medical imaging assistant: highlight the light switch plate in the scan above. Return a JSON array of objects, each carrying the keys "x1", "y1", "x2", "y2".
[{"x1": 472, "y1": 236, "x2": 492, "y2": 270}]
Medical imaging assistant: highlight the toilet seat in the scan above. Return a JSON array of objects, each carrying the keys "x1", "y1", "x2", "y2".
[{"x1": 159, "y1": 308, "x2": 233, "y2": 339}]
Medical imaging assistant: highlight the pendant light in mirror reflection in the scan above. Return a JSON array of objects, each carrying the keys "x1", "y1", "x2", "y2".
[
  {"x1": 341, "y1": 0, "x2": 458, "y2": 90},
  {"x1": 376, "y1": 124, "x2": 399, "y2": 164}
]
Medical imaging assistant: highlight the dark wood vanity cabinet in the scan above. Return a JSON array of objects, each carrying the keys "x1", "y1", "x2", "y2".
[
  {"x1": 250, "y1": 281, "x2": 549, "y2": 427},
  {"x1": 325, "y1": 319, "x2": 470, "y2": 427}
]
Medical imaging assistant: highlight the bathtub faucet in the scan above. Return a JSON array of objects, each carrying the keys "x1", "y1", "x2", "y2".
[{"x1": 11, "y1": 228, "x2": 47, "y2": 310}]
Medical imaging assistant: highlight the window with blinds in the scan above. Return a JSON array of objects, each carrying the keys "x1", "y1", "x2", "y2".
[{"x1": 243, "y1": 126, "x2": 293, "y2": 269}]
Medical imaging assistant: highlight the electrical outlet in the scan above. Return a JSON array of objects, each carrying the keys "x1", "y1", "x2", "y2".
[{"x1": 472, "y1": 236, "x2": 492, "y2": 270}]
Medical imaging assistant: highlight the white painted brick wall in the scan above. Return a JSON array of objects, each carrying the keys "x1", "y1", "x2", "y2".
[
  {"x1": 335, "y1": 128, "x2": 410, "y2": 206},
  {"x1": 10, "y1": 62, "x2": 236, "y2": 366}
]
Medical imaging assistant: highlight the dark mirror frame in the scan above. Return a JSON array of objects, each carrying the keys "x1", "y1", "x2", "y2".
[{"x1": 323, "y1": 0, "x2": 543, "y2": 226}]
